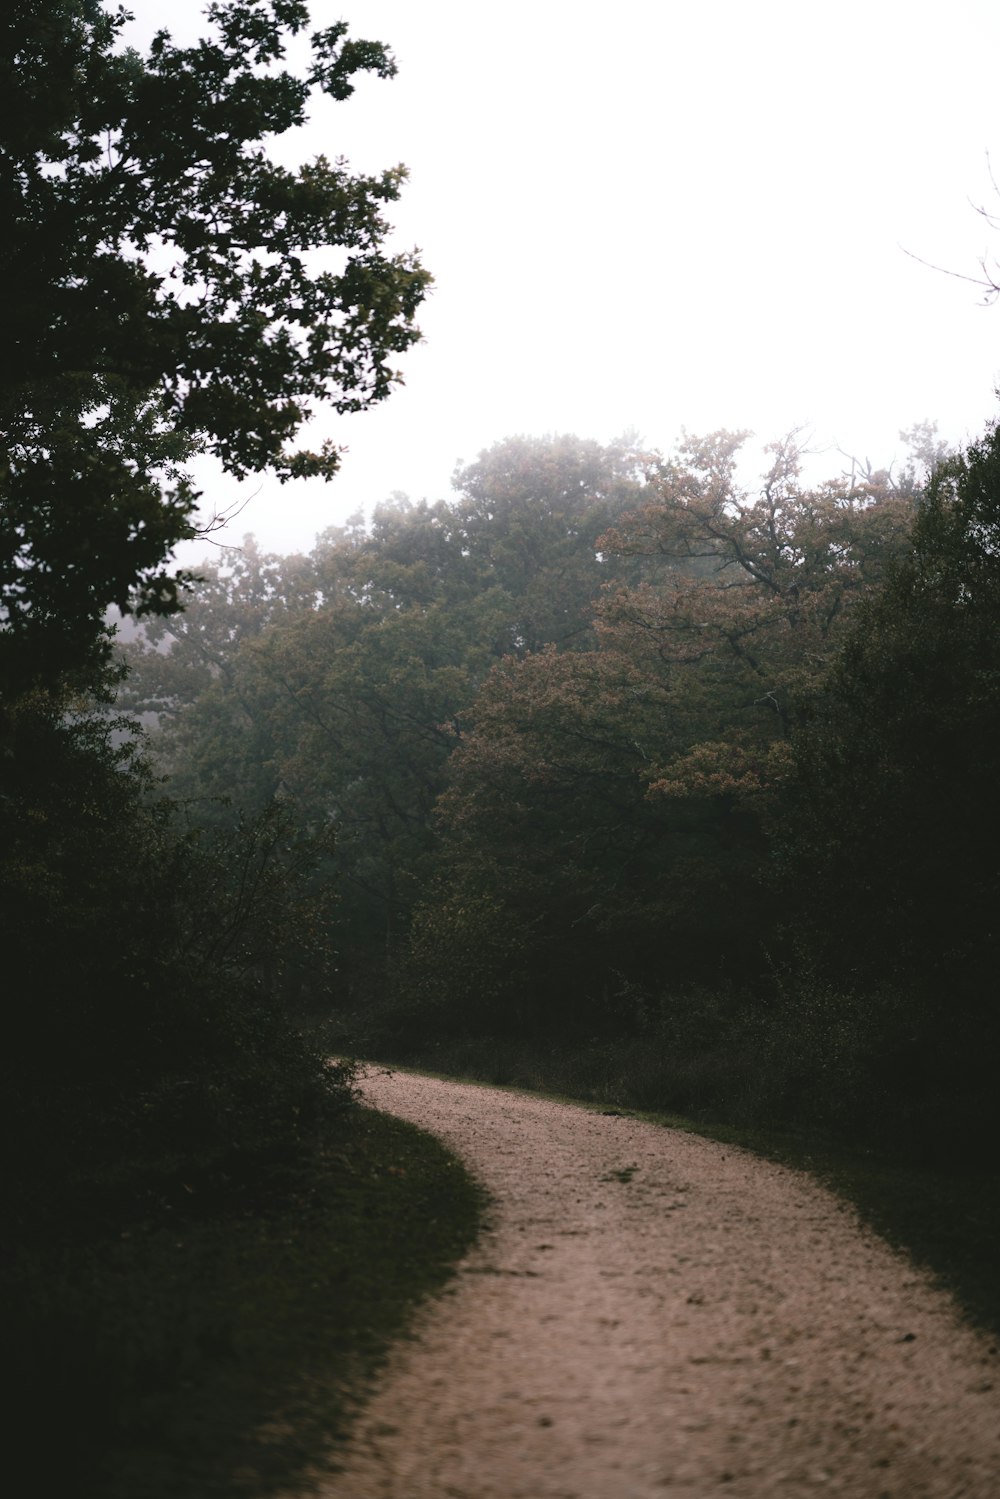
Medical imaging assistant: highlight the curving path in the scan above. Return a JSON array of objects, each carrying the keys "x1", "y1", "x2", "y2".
[{"x1": 316, "y1": 1068, "x2": 1000, "y2": 1497}]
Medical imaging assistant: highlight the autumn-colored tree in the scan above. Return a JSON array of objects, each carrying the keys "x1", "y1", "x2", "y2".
[
  {"x1": 408, "y1": 645, "x2": 743, "y2": 1033},
  {"x1": 413, "y1": 431, "x2": 923, "y2": 1033},
  {"x1": 597, "y1": 428, "x2": 918, "y2": 801}
]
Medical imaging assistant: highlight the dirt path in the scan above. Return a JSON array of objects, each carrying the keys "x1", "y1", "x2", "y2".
[{"x1": 319, "y1": 1068, "x2": 1000, "y2": 1497}]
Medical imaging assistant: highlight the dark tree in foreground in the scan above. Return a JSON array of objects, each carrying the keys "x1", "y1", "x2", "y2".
[
  {"x1": 1, "y1": 0, "x2": 423, "y2": 1201},
  {"x1": 779, "y1": 416, "x2": 1000, "y2": 1145},
  {"x1": 1, "y1": 0, "x2": 428, "y2": 694},
  {"x1": 787, "y1": 419, "x2": 1000, "y2": 992}
]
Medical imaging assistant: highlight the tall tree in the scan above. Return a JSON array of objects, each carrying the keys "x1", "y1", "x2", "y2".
[
  {"x1": 449, "y1": 433, "x2": 649, "y2": 652},
  {"x1": 1, "y1": 0, "x2": 421, "y2": 1222},
  {"x1": 597, "y1": 429, "x2": 918, "y2": 795},
  {"x1": 1, "y1": 0, "x2": 428, "y2": 696},
  {"x1": 777, "y1": 416, "x2": 1000, "y2": 1145},
  {"x1": 785, "y1": 416, "x2": 1000, "y2": 993}
]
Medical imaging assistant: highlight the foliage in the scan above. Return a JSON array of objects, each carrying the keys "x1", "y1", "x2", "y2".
[
  {"x1": 121, "y1": 436, "x2": 650, "y2": 995},
  {"x1": 413, "y1": 645, "x2": 759, "y2": 1030},
  {"x1": 405, "y1": 432, "x2": 920, "y2": 1033},
  {"x1": 121, "y1": 414, "x2": 1000, "y2": 1161},
  {"x1": 1, "y1": 0, "x2": 427, "y2": 693},
  {"x1": 0, "y1": 12, "x2": 472, "y2": 1488},
  {"x1": 597, "y1": 428, "x2": 918, "y2": 794},
  {"x1": 447, "y1": 432, "x2": 651, "y2": 651},
  {"x1": 0, "y1": 685, "x2": 348, "y2": 1226},
  {"x1": 780, "y1": 415, "x2": 1000, "y2": 1146},
  {"x1": 6, "y1": 1108, "x2": 482, "y2": 1499}
]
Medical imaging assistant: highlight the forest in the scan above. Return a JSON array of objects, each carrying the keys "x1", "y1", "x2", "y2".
[
  {"x1": 119, "y1": 417, "x2": 1000, "y2": 1158},
  {"x1": 4, "y1": 2, "x2": 1000, "y2": 1494}
]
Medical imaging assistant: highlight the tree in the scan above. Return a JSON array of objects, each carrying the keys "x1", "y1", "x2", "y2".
[
  {"x1": 124, "y1": 437, "x2": 652, "y2": 998},
  {"x1": 118, "y1": 533, "x2": 315, "y2": 721},
  {"x1": 128, "y1": 517, "x2": 515, "y2": 994},
  {"x1": 785, "y1": 416, "x2": 1000, "y2": 994},
  {"x1": 2, "y1": 0, "x2": 422, "y2": 1254},
  {"x1": 449, "y1": 433, "x2": 649, "y2": 653},
  {"x1": 594, "y1": 429, "x2": 920, "y2": 800},
  {"x1": 1, "y1": 0, "x2": 428, "y2": 695},
  {"x1": 410, "y1": 432, "x2": 922, "y2": 1036},
  {"x1": 411, "y1": 646, "x2": 705, "y2": 1033},
  {"x1": 776, "y1": 415, "x2": 1000, "y2": 1147}
]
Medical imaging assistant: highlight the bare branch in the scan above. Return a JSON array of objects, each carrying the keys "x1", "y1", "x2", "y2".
[
  {"x1": 899, "y1": 243, "x2": 1000, "y2": 304},
  {"x1": 194, "y1": 488, "x2": 261, "y2": 549}
]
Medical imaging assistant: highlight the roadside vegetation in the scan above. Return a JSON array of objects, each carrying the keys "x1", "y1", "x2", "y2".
[
  {"x1": 7, "y1": 1105, "x2": 482, "y2": 1499},
  {"x1": 122, "y1": 409, "x2": 1000, "y2": 1347},
  {"x1": 121, "y1": 407, "x2": 1000, "y2": 1350},
  {"x1": 2, "y1": 6, "x2": 478, "y2": 1495}
]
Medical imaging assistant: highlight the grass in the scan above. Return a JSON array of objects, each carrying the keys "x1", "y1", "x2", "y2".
[
  {"x1": 375, "y1": 1040, "x2": 1000, "y2": 1347},
  {"x1": 6, "y1": 1106, "x2": 483, "y2": 1499}
]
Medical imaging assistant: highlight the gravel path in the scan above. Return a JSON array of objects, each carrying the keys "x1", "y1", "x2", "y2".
[{"x1": 319, "y1": 1068, "x2": 1000, "y2": 1498}]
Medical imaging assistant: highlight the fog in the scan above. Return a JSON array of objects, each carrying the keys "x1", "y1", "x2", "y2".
[{"x1": 130, "y1": 0, "x2": 1000, "y2": 556}]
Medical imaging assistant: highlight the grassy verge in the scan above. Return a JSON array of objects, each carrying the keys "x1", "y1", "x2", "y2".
[
  {"x1": 377, "y1": 1038, "x2": 1000, "y2": 1345},
  {"x1": 6, "y1": 1106, "x2": 483, "y2": 1499}
]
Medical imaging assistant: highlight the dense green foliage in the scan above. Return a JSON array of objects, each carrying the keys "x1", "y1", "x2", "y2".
[
  {"x1": 3, "y1": 691, "x2": 344, "y2": 1208},
  {"x1": 8, "y1": 1106, "x2": 481, "y2": 1499},
  {"x1": 122, "y1": 434, "x2": 650, "y2": 999},
  {"x1": 410, "y1": 429, "x2": 916, "y2": 1036},
  {"x1": 6, "y1": 5, "x2": 999, "y2": 1480},
  {"x1": 1, "y1": 6, "x2": 477, "y2": 1492},
  {"x1": 779, "y1": 419, "x2": 1000, "y2": 1148},
  {"x1": 122, "y1": 414, "x2": 1000, "y2": 1158},
  {"x1": 1, "y1": 0, "x2": 427, "y2": 693},
  {"x1": 1, "y1": 0, "x2": 429, "y2": 1206}
]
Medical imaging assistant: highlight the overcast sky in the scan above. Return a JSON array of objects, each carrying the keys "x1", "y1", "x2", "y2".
[{"x1": 132, "y1": 1, "x2": 1000, "y2": 557}]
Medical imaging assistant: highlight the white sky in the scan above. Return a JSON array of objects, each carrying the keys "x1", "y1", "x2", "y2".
[{"x1": 130, "y1": 1, "x2": 1000, "y2": 557}]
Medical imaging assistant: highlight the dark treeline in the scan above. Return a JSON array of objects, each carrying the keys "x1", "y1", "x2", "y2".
[
  {"x1": 1, "y1": 5, "x2": 484, "y2": 1493},
  {"x1": 2, "y1": 0, "x2": 416, "y2": 1245},
  {"x1": 122, "y1": 415, "x2": 1000, "y2": 1158}
]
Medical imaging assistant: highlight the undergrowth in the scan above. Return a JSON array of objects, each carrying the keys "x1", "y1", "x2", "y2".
[{"x1": 5, "y1": 1107, "x2": 483, "y2": 1499}]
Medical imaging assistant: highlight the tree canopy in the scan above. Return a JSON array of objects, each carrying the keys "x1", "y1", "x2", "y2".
[
  {"x1": 785, "y1": 418, "x2": 1000, "y2": 997},
  {"x1": 124, "y1": 429, "x2": 928, "y2": 1041},
  {"x1": 121, "y1": 434, "x2": 649, "y2": 996},
  {"x1": 1, "y1": 0, "x2": 428, "y2": 693}
]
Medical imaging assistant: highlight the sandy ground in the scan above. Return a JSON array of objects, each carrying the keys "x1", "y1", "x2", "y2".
[{"x1": 316, "y1": 1067, "x2": 1000, "y2": 1498}]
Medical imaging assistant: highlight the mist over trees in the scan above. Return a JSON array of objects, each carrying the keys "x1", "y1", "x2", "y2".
[
  {"x1": 6, "y1": 0, "x2": 996, "y2": 1180},
  {"x1": 121, "y1": 434, "x2": 650, "y2": 994},
  {"x1": 118, "y1": 413, "x2": 1000, "y2": 1155}
]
